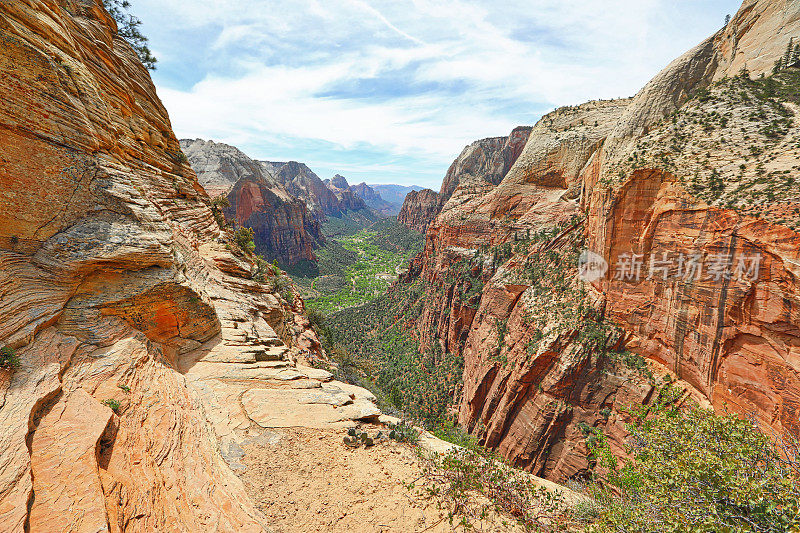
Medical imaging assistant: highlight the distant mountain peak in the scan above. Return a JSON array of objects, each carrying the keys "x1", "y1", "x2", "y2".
[{"x1": 331, "y1": 174, "x2": 349, "y2": 189}]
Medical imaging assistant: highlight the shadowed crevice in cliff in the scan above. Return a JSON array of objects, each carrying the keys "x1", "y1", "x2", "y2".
[{"x1": 22, "y1": 387, "x2": 63, "y2": 533}]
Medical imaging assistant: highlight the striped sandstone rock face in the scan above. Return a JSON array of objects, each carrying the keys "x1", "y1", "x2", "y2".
[
  {"x1": 403, "y1": 0, "x2": 800, "y2": 482},
  {"x1": 0, "y1": 1, "x2": 333, "y2": 530}
]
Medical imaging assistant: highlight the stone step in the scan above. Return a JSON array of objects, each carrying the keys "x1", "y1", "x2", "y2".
[{"x1": 255, "y1": 346, "x2": 288, "y2": 361}]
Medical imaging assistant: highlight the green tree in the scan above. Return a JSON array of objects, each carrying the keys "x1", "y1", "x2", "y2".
[
  {"x1": 589, "y1": 389, "x2": 800, "y2": 532},
  {"x1": 102, "y1": 0, "x2": 157, "y2": 70},
  {"x1": 0, "y1": 346, "x2": 20, "y2": 370},
  {"x1": 233, "y1": 226, "x2": 256, "y2": 254}
]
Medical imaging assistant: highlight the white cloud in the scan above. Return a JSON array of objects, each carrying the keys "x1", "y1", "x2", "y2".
[{"x1": 139, "y1": 0, "x2": 740, "y2": 185}]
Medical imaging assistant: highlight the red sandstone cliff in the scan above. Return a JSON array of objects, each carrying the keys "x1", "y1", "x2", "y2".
[
  {"x1": 228, "y1": 174, "x2": 323, "y2": 265},
  {"x1": 0, "y1": 1, "x2": 333, "y2": 529},
  {"x1": 397, "y1": 188, "x2": 439, "y2": 233},
  {"x1": 271, "y1": 161, "x2": 347, "y2": 220},
  {"x1": 397, "y1": 126, "x2": 532, "y2": 233},
  {"x1": 402, "y1": 0, "x2": 800, "y2": 483},
  {"x1": 182, "y1": 138, "x2": 323, "y2": 265},
  {"x1": 439, "y1": 126, "x2": 533, "y2": 206}
]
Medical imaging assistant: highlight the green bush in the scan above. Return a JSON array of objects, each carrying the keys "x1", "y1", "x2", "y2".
[
  {"x1": 432, "y1": 420, "x2": 479, "y2": 450},
  {"x1": 103, "y1": 398, "x2": 121, "y2": 414},
  {"x1": 233, "y1": 226, "x2": 256, "y2": 254},
  {"x1": 412, "y1": 445, "x2": 570, "y2": 531},
  {"x1": 211, "y1": 196, "x2": 230, "y2": 228},
  {"x1": 589, "y1": 390, "x2": 800, "y2": 532},
  {"x1": 274, "y1": 275, "x2": 294, "y2": 302},
  {"x1": 253, "y1": 255, "x2": 278, "y2": 283},
  {"x1": 387, "y1": 420, "x2": 419, "y2": 444},
  {"x1": 0, "y1": 346, "x2": 19, "y2": 370}
]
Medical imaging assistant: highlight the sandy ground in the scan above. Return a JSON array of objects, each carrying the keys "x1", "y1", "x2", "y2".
[{"x1": 239, "y1": 425, "x2": 522, "y2": 533}]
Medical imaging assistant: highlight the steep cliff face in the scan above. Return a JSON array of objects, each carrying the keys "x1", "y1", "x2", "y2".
[
  {"x1": 181, "y1": 139, "x2": 323, "y2": 265},
  {"x1": 397, "y1": 125, "x2": 533, "y2": 235},
  {"x1": 325, "y1": 174, "x2": 370, "y2": 212},
  {"x1": 0, "y1": 1, "x2": 329, "y2": 529},
  {"x1": 397, "y1": 188, "x2": 440, "y2": 233},
  {"x1": 403, "y1": 0, "x2": 800, "y2": 483},
  {"x1": 350, "y1": 182, "x2": 395, "y2": 216},
  {"x1": 181, "y1": 138, "x2": 274, "y2": 198},
  {"x1": 439, "y1": 126, "x2": 533, "y2": 206},
  {"x1": 228, "y1": 175, "x2": 323, "y2": 265},
  {"x1": 271, "y1": 161, "x2": 344, "y2": 220}
]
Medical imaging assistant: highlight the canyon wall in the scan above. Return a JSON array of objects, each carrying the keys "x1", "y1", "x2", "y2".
[
  {"x1": 0, "y1": 1, "x2": 325, "y2": 529},
  {"x1": 350, "y1": 181, "x2": 395, "y2": 216},
  {"x1": 397, "y1": 188, "x2": 439, "y2": 233},
  {"x1": 403, "y1": 0, "x2": 800, "y2": 482},
  {"x1": 271, "y1": 161, "x2": 349, "y2": 221},
  {"x1": 182, "y1": 138, "x2": 323, "y2": 265},
  {"x1": 397, "y1": 125, "x2": 533, "y2": 234},
  {"x1": 325, "y1": 174, "x2": 371, "y2": 212}
]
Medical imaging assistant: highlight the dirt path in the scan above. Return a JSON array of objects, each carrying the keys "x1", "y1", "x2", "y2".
[{"x1": 238, "y1": 425, "x2": 521, "y2": 533}]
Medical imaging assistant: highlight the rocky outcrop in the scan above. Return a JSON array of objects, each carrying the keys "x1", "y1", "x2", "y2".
[
  {"x1": 329, "y1": 174, "x2": 349, "y2": 190},
  {"x1": 0, "y1": 1, "x2": 337, "y2": 529},
  {"x1": 181, "y1": 138, "x2": 323, "y2": 265},
  {"x1": 397, "y1": 126, "x2": 533, "y2": 235},
  {"x1": 403, "y1": 0, "x2": 800, "y2": 483},
  {"x1": 227, "y1": 174, "x2": 323, "y2": 265},
  {"x1": 397, "y1": 188, "x2": 439, "y2": 233},
  {"x1": 270, "y1": 161, "x2": 343, "y2": 220},
  {"x1": 324, "y1": 174, "x2": 370, "y2": 212},
  {"x1": 439, "y1": 126, "x2": 532, "y2": 206},
  {"x1": 261, "y1": 162, "x2": 377, "y2": 233},
  {"x1": 350, "y1": 182, "x2": 394, "y2": 216},
  {"x1": 180, "y1": 138, "x2": 277, "y2": 198}
]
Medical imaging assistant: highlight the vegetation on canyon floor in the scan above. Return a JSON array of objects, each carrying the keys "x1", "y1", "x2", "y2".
[
  {"x1": 316, "y1": 281, "x2": 464, "y2": 425},
  {"x1": 320, "y1": 209, "x2": 381, "y2": 237},
  {"x1": 292, "y1": 218, "x2": 423, "y2": 314}
]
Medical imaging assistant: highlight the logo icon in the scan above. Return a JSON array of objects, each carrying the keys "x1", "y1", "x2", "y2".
[{"x1": 578, "y1": 250, "x2": 608, "y2": 282}]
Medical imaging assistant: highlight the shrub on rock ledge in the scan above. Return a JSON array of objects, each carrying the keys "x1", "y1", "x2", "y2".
[
  {"x1": 589, "y1": 389, "x2": 800, "y2": 532},
  {"x1": 0, "y1": 346, "x2": 19, "y2": 371}
]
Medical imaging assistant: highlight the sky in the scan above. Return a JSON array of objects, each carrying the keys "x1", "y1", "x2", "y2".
[{"x1": 134, "y1": 0, "x2": 741, "y2": 189}]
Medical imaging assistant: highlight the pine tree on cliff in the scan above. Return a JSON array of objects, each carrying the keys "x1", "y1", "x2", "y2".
[
  {"x1": 782, "y1": 37, "x2": 794, "y2": 70},
  {"x1": 102, "y1": 0, "x2": 157, "y2": 70}
]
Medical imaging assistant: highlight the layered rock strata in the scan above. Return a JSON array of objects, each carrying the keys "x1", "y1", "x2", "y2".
[
  {"x1": 181, "y1": 138, "x2": 323, "y2": 265},
  {"x1": 397, "y1": 188, "x2": 439, "y2": 233},
  {"x1": 403, "y1": 0, "x2": 800, "y2": 482},
  {"x1": 0, "y1": 1, "x2": 377, "y2": 530}
]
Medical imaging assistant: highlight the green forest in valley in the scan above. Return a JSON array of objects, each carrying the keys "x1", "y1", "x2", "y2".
[
  {"x1": 313, "y1": 276, "x2": 466, "y2": 426},
  {"x1": 290, "y1": 218, "x2": 423, "y2": 314},
  {"x1": 290, "y1": 217, "x2": 465, "y2": 425}
]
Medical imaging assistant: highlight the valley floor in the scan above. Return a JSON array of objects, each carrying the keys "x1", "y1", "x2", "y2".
[{"x1": 291, "y1": 218, "x2": 423, "y2": 314}]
